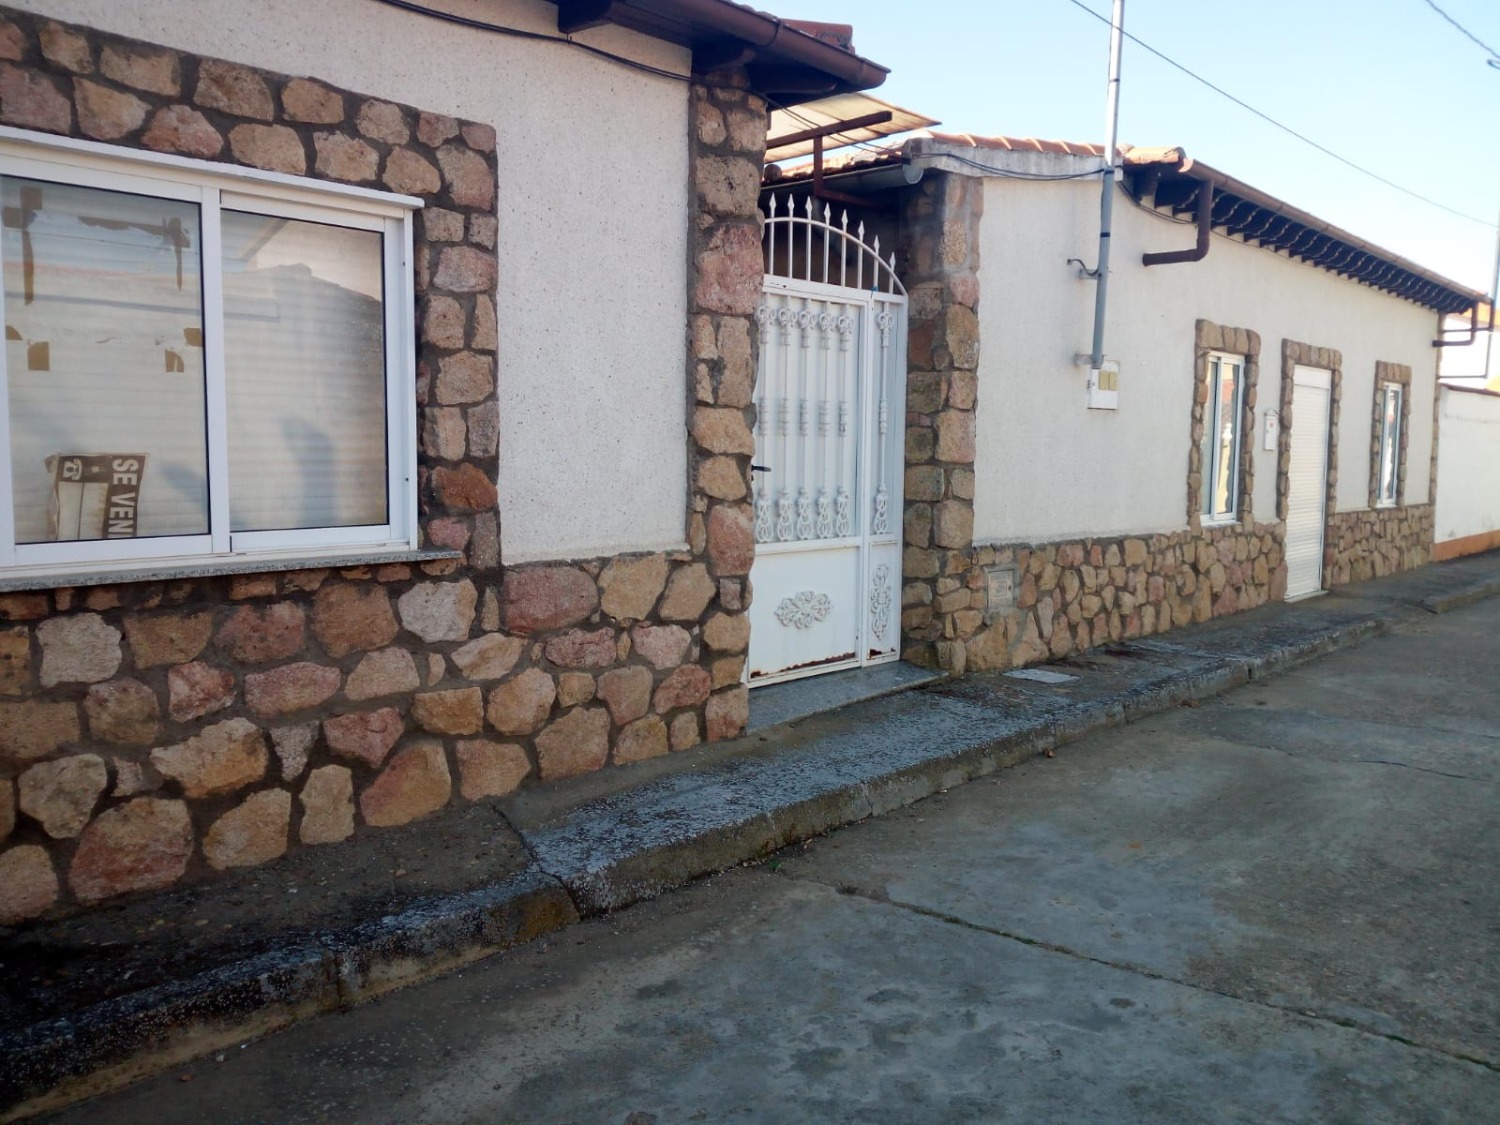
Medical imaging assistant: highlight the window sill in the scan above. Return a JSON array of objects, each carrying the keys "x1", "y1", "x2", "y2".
[
  {"x1": 1200, "y1": 515, "x2": 1242, "y2": 529},
  {"x1": 1374, "y1": 501, "x2": 1399, "y2": 511},
  {"x1": 0, "y1": 547, "x2": 464, "y2": 594}
]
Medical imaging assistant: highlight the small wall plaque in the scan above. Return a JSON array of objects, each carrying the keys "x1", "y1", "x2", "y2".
[{"x1": 984, "y1": 564, "x2": 1017, "y2": 621}]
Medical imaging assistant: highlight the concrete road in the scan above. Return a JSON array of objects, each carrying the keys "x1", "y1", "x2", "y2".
[{"x1": 56, "y1": 600, "x2": 1500, "y2": 1124}]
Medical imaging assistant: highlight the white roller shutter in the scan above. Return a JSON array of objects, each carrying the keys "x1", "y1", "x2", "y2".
[{"x1": 1285, "y1": 367, "x2": 1332, "y2": 599}]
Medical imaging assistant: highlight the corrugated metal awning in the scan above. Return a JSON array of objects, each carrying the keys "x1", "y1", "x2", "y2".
[{"x1": 766, "y1": 93, "x2": 938, "y2": 162}]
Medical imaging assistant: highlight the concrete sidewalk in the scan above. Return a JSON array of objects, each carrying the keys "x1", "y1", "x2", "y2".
[{"x1": 6, "y1": 552, "x2": 1500, "y2": 1118}]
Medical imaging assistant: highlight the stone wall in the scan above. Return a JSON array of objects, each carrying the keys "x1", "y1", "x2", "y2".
[
  {"x1": 1325, "y1": 505, "x2": 1434, "y2": 584},
  {"x1": 954, "y1": 523, "x2": 1284, "y2": 671},
  {"x1": 684, "y1": 68, "x2": 767, "y2": 739},
  {"x1": 0, "y1": 8, "x2": 766, "y2": 925},
  {"x1": 897, "y1": 171, "x2": 982, "y2": 673}
]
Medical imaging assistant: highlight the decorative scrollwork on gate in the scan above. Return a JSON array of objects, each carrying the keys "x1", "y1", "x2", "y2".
[
  {"x1": 795, "y1": 490, "x2": 815, "y2": 540},
  {"x1": 775, "y1": 492, "x2": 795, "y2": 542},
  {"x1": 834, "y1": 489, "x2": 852, "y2": 537},
  {"x1": 870, "y1": 564, "x2": 892, "y2": 641},
  {"x1": 775, "y1": 591, "x2": 832, "y2": 630},
  {"x1": 755, "y1": 303, "x2": 773, "y2": 341},
  {"x1": 754, "y1": 494, "x2": 773, "y2": 542}
]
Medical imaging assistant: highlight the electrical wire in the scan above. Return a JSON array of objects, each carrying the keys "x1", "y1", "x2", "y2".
[
  {"x1": 1417, "y1": 0, "x2": 1500, "y2": 66},
  {"x1": 924, "y1": 150, "x2": 1106, "y2": 180},
  {"x1": 1061, "y1": 0, "x2": 1495, "y2": 227}
]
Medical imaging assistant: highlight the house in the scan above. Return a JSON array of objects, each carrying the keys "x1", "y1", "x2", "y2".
[
  {"x1": 1434, "y1": 383, "x2": 1500, "y2": 560},
  {"x1": 0, "y1": 0, "x2": 889, "y2": 925},
  {"x1": 757, "y1": 128, "x2": 1486, "y2": 679}
]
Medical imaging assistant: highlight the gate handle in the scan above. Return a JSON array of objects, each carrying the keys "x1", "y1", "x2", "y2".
[{"x1": 750, "y1": 464, "x2": 771, "y2": 473}]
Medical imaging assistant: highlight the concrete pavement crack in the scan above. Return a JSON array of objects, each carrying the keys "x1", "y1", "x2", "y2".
[
  {"x1": 494, "y1": 807, "x2": 581, "y2": 915},
  {"x1": 1201, "y1": 703, "x2": 1500, "y2": 753},
  {"x1": 1350, "y1": 758, "x2": 1485, "y2": 782},
  {"x1": 776, "y1": 869, "x2": 1500, "y2": 1075}
]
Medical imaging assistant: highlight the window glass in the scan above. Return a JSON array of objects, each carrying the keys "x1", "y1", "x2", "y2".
[
  {"x1": 221, "y1": 212, "x2": 387, "y2": 532},
  {"x1": 2, "y1": 177, "x2": 208, "y2": 543},
  {"x1": 1378, "y1": 384, "x2": 1401, "y2": 505},
  {"x1": 1199, "y1": 357, "x2": 1220, "y2": 517},
  {"x1": 1202, "y1": 355, "x2": 1241, "y2": 520}
]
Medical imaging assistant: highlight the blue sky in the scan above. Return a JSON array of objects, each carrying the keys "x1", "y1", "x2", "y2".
[{"x1": 788, "y1": 0, "x2": 1500, "y2": 297}]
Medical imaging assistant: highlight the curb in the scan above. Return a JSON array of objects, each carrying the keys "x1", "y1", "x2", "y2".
[
  {"x1": 1419, "y1": 575, "x2": 1500, "y2": 615},
  {"x1": 1, "y1": 870, "x2": 577, "y2": 1121},
  {"x1": 0, "y1": 599, "x2": 1444, "y2": 1118}
]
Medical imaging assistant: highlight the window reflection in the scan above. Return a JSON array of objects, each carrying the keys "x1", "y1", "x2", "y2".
[
  {"x1": 2, "y1": 178, "x2": 208, "y2": 543},
  {"x1": 221, "y1": 212, "x2": 387, "y2": 533}
]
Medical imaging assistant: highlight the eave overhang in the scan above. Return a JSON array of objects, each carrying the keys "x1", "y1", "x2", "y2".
[
  {"x1": 554, "y1": 0, "x2": 889, "y2": 106},
  {"x1": 1131, "y1": 157, "x2": 1485, "y2": 316}
]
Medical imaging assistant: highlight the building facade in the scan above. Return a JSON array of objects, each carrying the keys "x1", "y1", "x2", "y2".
[{"x1": 0, "y1": 0, "x2": 886, "y2": 924}]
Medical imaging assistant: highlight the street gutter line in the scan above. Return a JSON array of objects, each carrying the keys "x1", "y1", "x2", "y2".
[
  {"x1": 1208, "y1": 701, "x2": 1500, "y2": 747},
  {"x1": 779, "y1": 871, "x2": 1500, "y2": 1076}
]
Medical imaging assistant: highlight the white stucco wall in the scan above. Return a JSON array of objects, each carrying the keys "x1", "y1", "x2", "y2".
[
  {"x1": 12, "y1": 0, "x2": 692, "y2": 563},
  {"x1": 973, "y1": 174, "x2": 1439, "y2": 544},
  {"x1": 1434, "y1": 387, "x2": 1500, "y2": 545}
]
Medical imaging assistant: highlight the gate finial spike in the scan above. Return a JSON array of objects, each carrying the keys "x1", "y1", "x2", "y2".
[
  {"x1": 857, "y1": 220, "x2": 865, "y2": 241},
  {"x1": 840, "y1": 209, "x2": 849, "y2": 232},
  {"x1": 823, "y1": 202, "x2": 831, "y2": 224},
  {"x1": 769, "y1": 192, "x2": 779, "y2": 217}
]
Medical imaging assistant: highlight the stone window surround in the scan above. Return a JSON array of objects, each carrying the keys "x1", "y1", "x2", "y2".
[
  {"x1": 1369, "y1": 361, "x2": 1412, "y2": 510},
  {"x1": 1188, "y1": 320, "x2": 1260, "y2": 534},
  {"x1": 1275, "y1": 339, "x2": 1342, "y2": 532},
  {"x1": 0, "y1": 127, "x2": 422, "y2": 582},
  {"x1": 0, "y1": 6, "x2": 504, "y2": 583}
]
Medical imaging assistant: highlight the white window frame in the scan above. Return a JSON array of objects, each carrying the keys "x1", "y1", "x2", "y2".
[
  {"x1": 1201, "y1": 351, "x2": 1246, "y2": 525},
  {"x1": 0, "y1": 127, "x2": 421, "y2": 581},
  {"x1": 1375, "y1": 381, "x2": 1403, "y2": 509}
]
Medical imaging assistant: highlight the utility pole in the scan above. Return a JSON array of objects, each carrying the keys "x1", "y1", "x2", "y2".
[
  {"x1": 1088, "y1": 0, "x2": 1125, "y2": 381},
  {"x1": 1486, "y1": 196, "x2": 1499, "y2": 382}
]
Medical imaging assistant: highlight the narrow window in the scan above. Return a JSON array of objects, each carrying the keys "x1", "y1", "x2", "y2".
[
  {"x1": 1200, "y1": 352, "x2": 1245, "y2": 522},
  {"x1": 1376, "y1": 382, "x2": 1402, "y2": 507}
]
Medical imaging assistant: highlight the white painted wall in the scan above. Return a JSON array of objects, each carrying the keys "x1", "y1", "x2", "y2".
[
  {"x1": 13, "y1": 0, "x2": 692, "y2": 563},
  {"x1": 1434, "y1": 386, "x2": 1500, "y2": 545},
  {"x1": 972, "y1": 174, "x2": 1439, "y2": 544}
]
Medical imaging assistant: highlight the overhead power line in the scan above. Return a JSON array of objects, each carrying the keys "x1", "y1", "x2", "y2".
[
  {"x1": 1061, "y1": 0, "x2": 1496, "y2": 228},
  {"x1": 1417, "y1": 0, "x2": 1500, "y2": 67}
]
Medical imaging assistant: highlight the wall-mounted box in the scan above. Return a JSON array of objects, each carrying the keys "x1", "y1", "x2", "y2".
[{"x1": 1087, "y1": 360, "x2": 1119, "y2": 410}]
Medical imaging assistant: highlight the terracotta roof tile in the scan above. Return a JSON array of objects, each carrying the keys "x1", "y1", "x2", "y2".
[
  {"x1": 924, "y1": 133, "x2": 1108, "y2": 157},
  {"x1": 784, "y1": 20, "x2": 855, "y2": 52}
]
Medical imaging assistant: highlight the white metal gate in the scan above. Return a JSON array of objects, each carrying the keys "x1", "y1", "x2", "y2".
[
  {"x1": 747, "y1": 196, "x2": 907, "y2": 684},
  {"x1": 1285, "y1": 365, "x2": 1332, "y2": 600}
]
